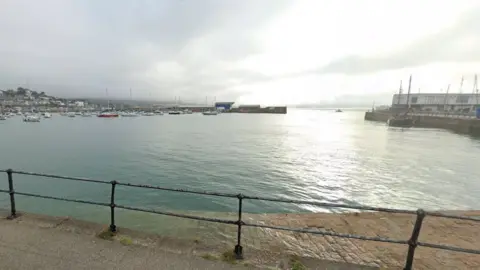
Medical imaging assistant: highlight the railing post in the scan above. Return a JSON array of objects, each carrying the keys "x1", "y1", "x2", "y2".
[
  {"x1": 109, "y1": 181, "x2": 117, "y2": 232},
  {"x1": 6, "y1": 169, "x2": 17, "y2": 219},
  {"x1": 234, "y1": 194, "x2": 244, "y2": 259},
  {"x1": 404, "y1": 209, "x2": 425, "y2": 270}
]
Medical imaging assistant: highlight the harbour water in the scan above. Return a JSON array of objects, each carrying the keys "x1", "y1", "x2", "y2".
[{"x1": 0, "y1": 109, "x2": 479, "y2": 230}]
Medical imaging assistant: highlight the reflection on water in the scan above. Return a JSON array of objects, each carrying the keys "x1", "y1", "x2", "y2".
[{"x1": 0, "y1": 109, "x2": 479, "y2": 227}]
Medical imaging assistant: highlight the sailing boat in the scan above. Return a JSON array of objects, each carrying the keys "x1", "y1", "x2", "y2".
[
  {"x1": 98, "y1": 88, "x2": 119, "y2": 118},
  {"x1": 202, "y1": 96, "x2": 218, "y2": 115},
  {"x1": 168, "y1": 96, "x2": 182, "y2": 115},
  {"x1": 387, "y1": 75, "x2": 415, "y2": 127}
]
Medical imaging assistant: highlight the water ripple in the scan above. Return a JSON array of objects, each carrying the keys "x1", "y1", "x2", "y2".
[{"x1": 0, "y1": 110, "x2": 479, "y2": 217}]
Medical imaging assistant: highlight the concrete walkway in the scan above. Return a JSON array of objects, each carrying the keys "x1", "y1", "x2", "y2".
[{"x1": 0, "y1": 216, "x2": 248, "y2": 270}]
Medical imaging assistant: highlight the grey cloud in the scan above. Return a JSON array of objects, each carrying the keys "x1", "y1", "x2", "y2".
[
  {"x1": 0, "y1": 0, "x2": 292, "y2": 100},
  {"x1": 317, "y1": 6, "x2": 480, "y2": 75},
  {"x1": 227, "y1": 5, "x2": 480, "y2": 87}
]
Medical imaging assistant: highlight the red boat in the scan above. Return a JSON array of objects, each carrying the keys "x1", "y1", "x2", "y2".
[{"x1": 97, "y1": 111, "x2": 119, "y2": 118}]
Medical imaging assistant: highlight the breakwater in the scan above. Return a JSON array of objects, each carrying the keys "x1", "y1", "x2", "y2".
[
  {"x1": 364, "y1": 111, "x2": 480, "y2": 136},
  {"x1": 227, "y1": 106, "x2": 287, "y2": 114}
]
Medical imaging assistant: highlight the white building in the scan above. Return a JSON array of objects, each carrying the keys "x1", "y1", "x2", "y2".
[
  {"x1": 74, "y1": 101, "x2": 85, "y2": 107},
  {"x1": 392, "y1": 93, "x2": 480, "y2": 112}
]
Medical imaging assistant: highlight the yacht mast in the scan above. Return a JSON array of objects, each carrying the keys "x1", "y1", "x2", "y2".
[
  {"x1": 406, "y1": 75, "x2": 412, "y2": 111},
  {"x1": 397, "y1": 80, "x2": 403, "y2": 105}
]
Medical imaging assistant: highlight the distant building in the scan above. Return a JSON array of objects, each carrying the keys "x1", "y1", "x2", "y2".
[
  {"x1": 392, "y1": 93, "x2": 480, "y2": 112},
  {"x1": 74, "y1": 101, "x2": 85, "y2": 107},
  {"x1": 215, "y1": 102, "x2": 234, "y2": 110}
]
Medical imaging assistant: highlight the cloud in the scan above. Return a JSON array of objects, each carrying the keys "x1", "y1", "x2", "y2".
[
  {"x1": 0, "y1": 0, "x2": 479, "y2": 105},
  {"x1": 317, "y1": 6, "x2": 480, "y2": 75},
  {"x1": 0, "y1": 0, "x2": 291, "y2": 100}
]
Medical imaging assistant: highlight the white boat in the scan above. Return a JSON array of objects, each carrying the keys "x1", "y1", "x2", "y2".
[
  {"x1": 183, "y1": 109, "x2": 193, "y2": 114},
  {"x1": 0, "y1": 115, "x2": 7, "y2": 120},
  {"x1": 143, "y1": 112, "x2": 155, "y2": 116},
  {"x1": 81, "y1": 112, "x2": 92, "y2": 117},
  {"x1": 75, "y1": 112, "x2": 82, "y2": 116},
  {"x1": 67, "y1": 112, "x2": 76, "y2": 118},
  {"x1": 154, "y1": 110, "x2": 164, "y2": 115},
  {"x1": 44, "y1": 112, "x2": 52, "y2": 118},
  {"x1": 23, "y1": 115, "x2": 40, "y2": 122},
  {"x1": 120, "y1": 112, "x2": 138, "y2": 117},
  {"x1": 202, "y1": 111, "x2": 218, "y2": 116},
  {"x1": 97, "y1": 111, "x2": 119, "y2": 118}
]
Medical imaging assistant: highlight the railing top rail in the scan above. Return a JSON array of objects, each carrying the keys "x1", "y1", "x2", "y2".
[
  {"x1": 5, "y1": 169, "x2": 480, "y2": 223},
  {"x1": 11, "y1": 170, "x2": 111, "y2": 185},
  {"x1": 117, "y1": 182, "x2": 239, "y2": 198}
]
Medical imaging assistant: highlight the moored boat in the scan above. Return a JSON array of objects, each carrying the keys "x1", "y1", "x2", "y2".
[
  {"x1": 98, "y1": 111, "x2": 119, "y2": 118},
  {"x1": 23, "y1": 115, "x2": 41, "y2": 122},
  {"x1": 120, "y1": 111, "x2": 138, "y2": 117},
  {"x1": 202, "y1": 111, "x2": 218, "y2": 116}
]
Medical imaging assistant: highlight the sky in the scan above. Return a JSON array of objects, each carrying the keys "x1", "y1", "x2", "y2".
[{"x1": 1, "y1": 0, "x2": 480, "y2": 105}]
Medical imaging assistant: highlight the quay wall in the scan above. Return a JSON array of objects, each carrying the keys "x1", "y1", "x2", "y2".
[
  {"x1": 4, "y1": 210, "x2": 480, "y2": 269},
  {"x1": 364, "y1": 111, "x2": 391, "y2": 122},
  {"x1": 364, "y1": 111, "x2": 480, "y2": 136},
  {"x1": 227, "y1": 106, "x2": 287, "y2": 114}
]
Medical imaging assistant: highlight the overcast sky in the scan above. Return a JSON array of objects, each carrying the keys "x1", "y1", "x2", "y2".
[{"x1": 1, "y1": 0, "x2": 480, "y2": 105}]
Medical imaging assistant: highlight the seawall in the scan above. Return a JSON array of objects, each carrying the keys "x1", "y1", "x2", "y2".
[
  {"x1": 364, "y1": 111, "x2": 480, "y2": 136},
  {"x1": 3, "y1": 210, "x2": 479, "y2": 269},
  {"x1": 412, "y1": 115, "x2": 480, "y2": 135},
  {"x1": 364, "y1": 111, "x2": 391, "y2": 122}
]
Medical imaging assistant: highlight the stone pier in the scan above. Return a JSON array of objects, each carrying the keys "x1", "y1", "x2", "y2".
[{"x1": 364, "y1": 111, "x2": 480, "y2": 136}]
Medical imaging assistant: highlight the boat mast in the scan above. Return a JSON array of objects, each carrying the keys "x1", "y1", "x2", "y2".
[
  {"x1": 406, "y1": 75, "x2": 412, "y2": 112},
  {"x1": 397, "y1": 80, "x2": 403, "y2": 105},
  {"x1": 106, "y1": 88, "x2": 109, "y2": 110},
  {"x1": 474, "y1": 74, "x2": 479, "y2": 106},
  {"x1": 443, "y1": 84, "x2": 450, "y2": 111},
  {"x1": 459, "y1": 76, "x2": 464, "y2": 93}
]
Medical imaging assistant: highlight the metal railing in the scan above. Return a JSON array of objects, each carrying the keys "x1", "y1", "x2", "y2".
[{"x1": 0, "y1": 169, "x2": 479, "y2": 269}]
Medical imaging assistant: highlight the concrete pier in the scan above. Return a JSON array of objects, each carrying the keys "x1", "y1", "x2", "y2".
[{"x1": 364, "y1": 111, "x2": 480, "y2": 136}]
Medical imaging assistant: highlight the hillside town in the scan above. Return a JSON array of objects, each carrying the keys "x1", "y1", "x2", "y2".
[{"x1": 0, "y1": 87, "x2": 95, "y2": 112}]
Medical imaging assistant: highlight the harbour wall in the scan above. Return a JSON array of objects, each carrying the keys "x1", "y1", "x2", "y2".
[
  {"x1": 4, "y1": 210, "x2": 480, "y2": 269},
  {"x1": 227, "y1": 106, "x2": 287, "y2": 114},
  {"x1": 364, "y1": 111, "x2": 480, "y2": 136}
]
